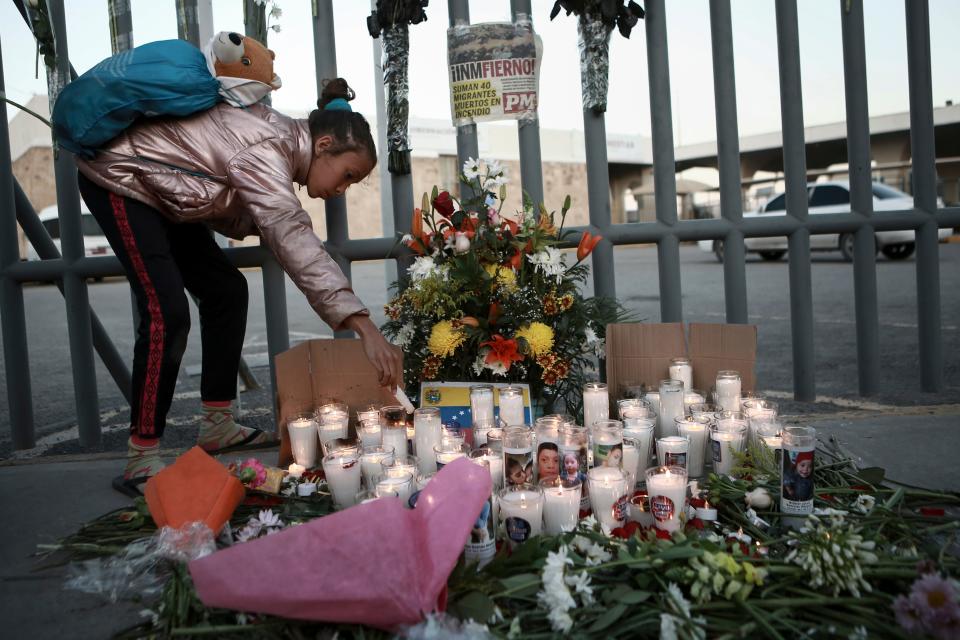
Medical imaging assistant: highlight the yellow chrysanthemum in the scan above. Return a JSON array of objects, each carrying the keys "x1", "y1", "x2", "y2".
[
  {"x1": 427, "y1": 320, "x2": 466, "y2": 358},
  {"x1": 516, "y1": 322, "x2": 554, "y2": 356},
  {"x1": 484, "y1": 263, "x2": 517, "y2": 291}
]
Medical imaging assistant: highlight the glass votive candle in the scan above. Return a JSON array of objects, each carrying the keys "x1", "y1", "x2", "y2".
[
  {"x1": 470, "y1": 446, "x2": 504, "y2": 491},
  {"x1": 689, "y1": 403, "x2": 722, "y2": 424},
  {"x1": 498, "y1": 483, "x2": 544, "y2": 548},
  {"x1": 359, "y1": 444, "x2": 395, "y2": 489},
  {"x1": 657, "y1": 435, "x2": 689, "y2": 469},
  {"x1": 534, "y1": 417, "x2": 561, "y2": 483},
  {"x1": 676, "y1": 415, "x2": 711, "y2": 477},
  {"x1": 629, "y1": 491, "x2": 654, "y2": 527},
  {"x1": 375, "y1": 469, "x2": 414, "y2": 505},
  {"x1": 434, "y1": 441, "x2": 470, "y2": 470},
  {"x1": 539, "y1": 476, "x2": 582, "y2": 534},
  {"x1": 582, "y1": 382, "x2": 609, "y2": 429},
  {"x1": 441, "y1": 426, "x2": 465, "y2": 448},
  {"x1": 357, "y1": 419, "x2": 382, "y2": 448},
  {"x1": 617, "y1": 397, "x2": 652, "y2": 421},
  {"x1": 558, "y1": 423, "x2": 590, "y2": 511},
  {"x1": 743, "y1": 399, "x2": 778, "y2": 444},
  {"x1": 498, "y1": 385, "x2": 526, "y2": 427},
  {"x1": 484, "y1": 427, "x2": 505, "y2": 452},
  {"x1": 322, "y1": 449, "x2": 362, "y2": 509},
  {"x1": 643, "y1": 389, "x2": 661, "y2": 429},
  {"x1": 684, "y1": 390, "x2": 706, "y2": 412},
  {"x1": 591, "y1": 419, "x2": 624, "y2": 470},
  {"x1": 710, "y1": 419, "x2": 747, "y2": 476},
  {"x1": 473, "y1": 418, "x2": 497, "y2": 447},
  {"x1": 503, "y1": 426, "x2": 534, "y2": 486},
  {"x1": 714, "y1": 370, "x2": 742, "y2": 412},
  {"x1": 645, "y1": 465, "x2": 688, "y2": 532},
  {"x1": 587, "y1": 466, "x2": 630, "y2": 530},
  {"x1": 356, "y1": 405, "x2": 381, "y2": 427},
  {"x1": 287, "y1": 412, "x2": 319, "y2": 468},
  {"x1": 380, "y1": 405, "x2": 409, "y2": 459},
  {"x1": 669, "y1": 356, "x2": 693, "y2": 391},
  {"x1": 470, "y1": 384, "x2": 495, "y2": 425},
  {"x1": 757, "y1": 420, "x2": 783, "y2": 450},
  {"x1": 658, "y1": 379, "x2": 685, "y2": 439},
  {"x1": 413, "y1": 407, "x2": 442, "y2": 475},
  {"x1": 619, "y1": 380, "x2": 645, "y2": 399},
  {"x1": 381, "y1": 453, "x2": 419, "y2": 483},
  {"x1": 316, "y1": 401, "x2": 349, "y2": 445},
  {"x1": 623, "y1": 418, "x2": 656, "y2": 481},
  {"x1": 621, "y1": 436, "x2": 641, "y2": 489}
]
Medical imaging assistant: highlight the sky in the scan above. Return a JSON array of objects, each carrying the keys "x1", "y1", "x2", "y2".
[{"x1": 2, "y1": 0, "x2": 959, "y2": 146}]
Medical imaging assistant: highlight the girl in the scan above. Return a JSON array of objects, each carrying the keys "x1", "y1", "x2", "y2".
[{"x1": 76, "y1": 78, "x2": 402, "y2": 497}]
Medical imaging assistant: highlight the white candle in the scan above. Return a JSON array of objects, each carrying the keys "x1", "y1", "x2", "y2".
[
  {"x1": 591, "y1": 420, "x2": 624, "y2": 470},
  {"x1": 617, "y1": 398, "x2": 651, "y2": 421},
  {"x1": 743, "y1": 399, "x2": 778, "y2": 444},
  {"x1": 414, "y1": 408, "x2": 442, "y2": 475},
  {"x1": 540, "y1": 478, "x2": 582, "y2": 534},
  {"x1": 643, "y1": 390, "x2": 660, "y2": 424},
  {"x1": 645, "y1": 466, "x2": 688, "y2": 532},
  {"x1": 375, "y1": 470, "x2": 414, "y2": 506},
  {"x1": 498, "y1": 386, "x2": 525, "y2": 427},
  {"x1": 582, "y1": 382, "x2": 609, "y2": 429},
  {"x1": 657, "y1": 436, "x2": 689, "y2": 470},
  {"x1": 658, "y1": 379, "x2": 684, "y2": 439},
  {"x1": 357, "y1": 420, "x2": 382, "y2": 448},
  {"x1": 629, "y1": 493, "x2": 654, "y2": 527},
  {"x1": 781, "y1": 426, "x2": 816, "y2": 519},
  {"x1": 322, "y1": 451, "x2": 362, "y2": 509},
  {"x1": 587, "y1": 466, "x2": 629, "y2": 530},
  {"x1": 297, "y1": 482, "x2": 317, "y2": 497},
  {"x1": 711, "y1": 421, "x2": 747, "y2": 476},
  {"x1": 499, "y1": 485, "x2": 544, "y2": 547},
  {"x1": 471, "y1": 448, "x2": 504, "y2": 492},
  {"x1": 676, "y1": 415, "x2": 711, "y2": 477},
  {"x1": 715, "y1": 371, "x2": 742, "y2": 412},
  {"x1": 360, "y1": 446, "x2": 395, "y2": 489},
  {"x1": 684, "y1": 391, "x2": 706, "y2": 412},
  {"x1": 621, "y1": 437, "x2": 641, "y2": 490},
  {"x1": 357, "y1": 407, "x2": 381, "y2": 426},
  {"x1": 434, "y1": 443, "x2": 468, "y2": 470},
  {"x1": 287, "y1": 415, "x2": 318, "y2": 468},
  {"x1": 287, "y1": 463, "x2": 306, "y2": 479},
  {"x1": 669, "y1": 357, "x2": 693, "y2": 392},
  {"x1": 393, "y1": 387, "x2": 415, "y2": 414},
  {"x1": 623, "y1": 420, "x2": 656, "y2": 481},
  {"x1": 317, "y1": 410, "x2": 349, "y2": 453},
  {"x1": 695, "y1": 501, "x2": 718, "y2": 522},
  {"x1": 470, "y1": 384, "x2": 495, "y2": 425}
]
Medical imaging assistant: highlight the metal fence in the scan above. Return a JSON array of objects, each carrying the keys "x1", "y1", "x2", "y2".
[{"x1": 2, "y1": 0, "x2": 959, "y2": 451}]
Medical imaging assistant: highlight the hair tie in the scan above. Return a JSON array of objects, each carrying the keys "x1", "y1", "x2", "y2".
[{"x1": 324, "y1": 98, "x2": 353, "y2": 112}]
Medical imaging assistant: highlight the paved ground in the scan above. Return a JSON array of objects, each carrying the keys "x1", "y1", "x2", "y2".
[{"x1": 1, "y1": 243, "x2": 959, "y2": 459}]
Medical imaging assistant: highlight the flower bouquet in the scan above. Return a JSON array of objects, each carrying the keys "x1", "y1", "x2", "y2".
[{"x1": 382, "y1": 158, "x2": 625, "y2": 420}]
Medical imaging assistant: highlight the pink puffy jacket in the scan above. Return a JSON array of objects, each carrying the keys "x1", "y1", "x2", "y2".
[{"x1": 75, "y1": 102, "x2": 368, "y2": 331}]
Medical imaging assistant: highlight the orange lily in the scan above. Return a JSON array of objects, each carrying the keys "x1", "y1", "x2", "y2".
[
  {"x1": 411, "y1": 207, "x2": 423, "y2": 239},
  {"x1": 577, "y1": 231, "x2": 602, "y2": 262},
  {"x1": 455, "y1": 316, "x2": 479, "y2": 328},
  {"x1": 500, "y1": 218, "x2": 519, "y2": 237},
  {"x1": 488, "y1": 302, "x2": 501, "y2": 325},
  {"x1": 508, "y1": 249, "x2": 523, "y2": 271}
]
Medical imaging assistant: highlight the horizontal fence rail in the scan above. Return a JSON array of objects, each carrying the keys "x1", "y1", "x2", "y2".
[{"x1": 0, "y1": 0, "x2": 955, "y2": 449}]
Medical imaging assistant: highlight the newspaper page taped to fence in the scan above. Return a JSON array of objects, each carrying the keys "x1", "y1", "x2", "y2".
[{"x1": 447, "y1": 21, "x2": 542, "y2": 126}]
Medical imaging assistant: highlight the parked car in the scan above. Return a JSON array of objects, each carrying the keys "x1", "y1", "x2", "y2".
[
  {"x1": 698, "y1": 181, "x2": 951, "y2": 262},
  {"x1": 24, "y1": 203, "x2": 114, "y2": 262}
]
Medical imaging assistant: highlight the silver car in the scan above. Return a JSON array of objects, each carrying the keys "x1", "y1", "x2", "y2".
[{"x1": 699, "y1": 181, "x2": 951, "y2": 262}]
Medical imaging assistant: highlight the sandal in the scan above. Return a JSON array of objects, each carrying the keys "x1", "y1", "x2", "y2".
[
  {"x1": 200, "y1": 428, "x2": 279, "y2": 456},
  {"x1": 112, "y1": 475, "x2": 150, "y2": 499}
]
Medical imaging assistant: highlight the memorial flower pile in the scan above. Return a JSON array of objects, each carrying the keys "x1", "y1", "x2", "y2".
[{"x1": 383, "y1": 158, "x2": 624, "y2": 417}]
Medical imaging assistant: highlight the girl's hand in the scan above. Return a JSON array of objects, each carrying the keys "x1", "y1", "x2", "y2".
[{"x1": 344, "y1": 314, "x2": 403, "y2": 390}]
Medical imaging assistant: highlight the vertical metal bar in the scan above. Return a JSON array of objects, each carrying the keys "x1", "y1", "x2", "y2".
[
  {"x1": 261, "y1": 256, "x2": 290, "y2": 407},
  {"x1": 582, "y1": 112, "x2": 616, "y2": 300},
  {"x1": 49, "y1": 0, "x2": 101, "y2": 445},
  {"x1": 175, "y1": 0, "x2": 201, "y2": 46},
  {"x1": 510, "y1": 0, "x2": 544, "y2": 208},
  {"x1": 107, "y1": 0, "x2": 133, "y2": 53},
  {"x1": 709, "y1": 0, "x2": 748, "y2": 324},
  {"x1": 13, "y1": 182, "x2": 132, "y2": 404},
  {"x1": 371, "y1": 0, "x2": 399, "y2": 288},
  {"x1": 840, "y1": 0, "x2": 880, "y2": 395},
  {"x1": 313, "y1": 0, "x2": 354, "y2": 339},
  {"x1": 0, "y1": 37, "x2": 36, "y2": 449},
  {"x1": 904, "y1": 0, "x2": 942, "y2": 392},
  {"x1": 775, "y1": 0, "x2": 815, "y2": 401},
  {"x1": 645, "y1": 0, "x2": 682, "y2": 321},
  {"x1": 448, "y1": 0, "x2": 480, "y2": 202}
]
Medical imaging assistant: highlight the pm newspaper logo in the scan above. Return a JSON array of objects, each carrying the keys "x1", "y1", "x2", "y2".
[{"x1": 447, "y1": 21, "x2": 542, "y2": 126}]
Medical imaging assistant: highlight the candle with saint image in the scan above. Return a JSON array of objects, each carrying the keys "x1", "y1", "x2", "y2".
[
  {"x1": 582, "y1": 382, "x2": 609, "y2": 429},
  {"x1": 645, "y1": 465, "x2": 688, "y2": 532},
  {"x1": 715, "y1": 371, "x2": 742, "y2": 412},
  {"x1": 360, "y1": 445, "x2": 395, "y2": 489},
  {"x1": 498, "y1": 386, "x2": 525, "y2": 427},
  {"x1": 287, "y1": 413, "x2": 318, "y2": 468},
  {"x1": 413, "y1": 407, "x2": 442, "y2": 475},
  {"x1": 710, "y1": 417, "x2": 747, "y2": 476},
  {"x1": 540, "y1": 476, "x2": 582, "y2": 534},
  {"x1": 676, "y1": 415, "x2": 711, "y2": 477},
  {"x1": 669, "y1": 357, "x2": 693, "y2": 391},
  {"x1": 658, "y1": 379, "x2": 684, "y2": 438},
  {"x1": 588, "y1": 466, "x2": 629, "y2": 530},
  {"x1": 623, "y1": 417, "x2": 656, "y2": 481},
  {"x1": 657, "y1": 436, "x2": 689, "y2": 470},
  {"x1": 321, "y1": 449, "x2": 362, "y2": 509},
  {"x1": 499, "y1": 483, "x2": 544, "y2": 548},
  {"x1": 470, "y1": 384, "x2": 495, "y2": 425},
  {"x1": 380, "y1": 405, "x2": 409, "y2": 460}
]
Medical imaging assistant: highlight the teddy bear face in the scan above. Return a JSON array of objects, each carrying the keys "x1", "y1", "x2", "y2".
[{"x1": 211, "y1": 31, "x2": 281, "y2": 90}]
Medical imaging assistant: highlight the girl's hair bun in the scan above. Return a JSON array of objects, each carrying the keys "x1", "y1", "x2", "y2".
[{"x1": 318, "y1": 78, "x2": 356, "y2": 109}]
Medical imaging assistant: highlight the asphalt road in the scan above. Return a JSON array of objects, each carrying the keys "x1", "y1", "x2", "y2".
[{"x1": 2, "y1": 243, "x2": 958, "y2": 457}]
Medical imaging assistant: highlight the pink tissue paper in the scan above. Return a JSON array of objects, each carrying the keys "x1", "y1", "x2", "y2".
[{"x1": 188, "y1": 457, "x2": 492, "y2": 630}]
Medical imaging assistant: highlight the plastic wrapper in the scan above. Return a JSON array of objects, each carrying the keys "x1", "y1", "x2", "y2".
[
  {"x1": 577, "y1": 13, "x2": 614, "y2": 114},
  {"x1": 382, "y1": 23, "x2": 411, "y2": 175},
  {"x1": 188, "y1": 457, "x2": 492, "y2": 630},
  {"x1": 65, "y1": 522, "x2": 215, "y2": 603}
]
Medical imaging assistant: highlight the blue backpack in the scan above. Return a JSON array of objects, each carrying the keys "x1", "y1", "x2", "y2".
[{"x1": 52, "y1": 39, "x2": 220, "y2": 158}]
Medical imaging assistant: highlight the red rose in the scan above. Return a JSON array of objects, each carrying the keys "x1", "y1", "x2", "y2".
[
  {"x1": 920, "y1": 507, "x2": 945, "y2": 517},
  {"x1": 433, "y1": 191, "x2": 455, "y2": 217},
  {"x1": 689, "y1": 497, "x2": 706, "y2": 509},
  {"x1": 654, "y1": 528, "x2": 672, "y2": 540},
  {"x1": 686, "y1": 517, "x2": 704, "y2": 530}
]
